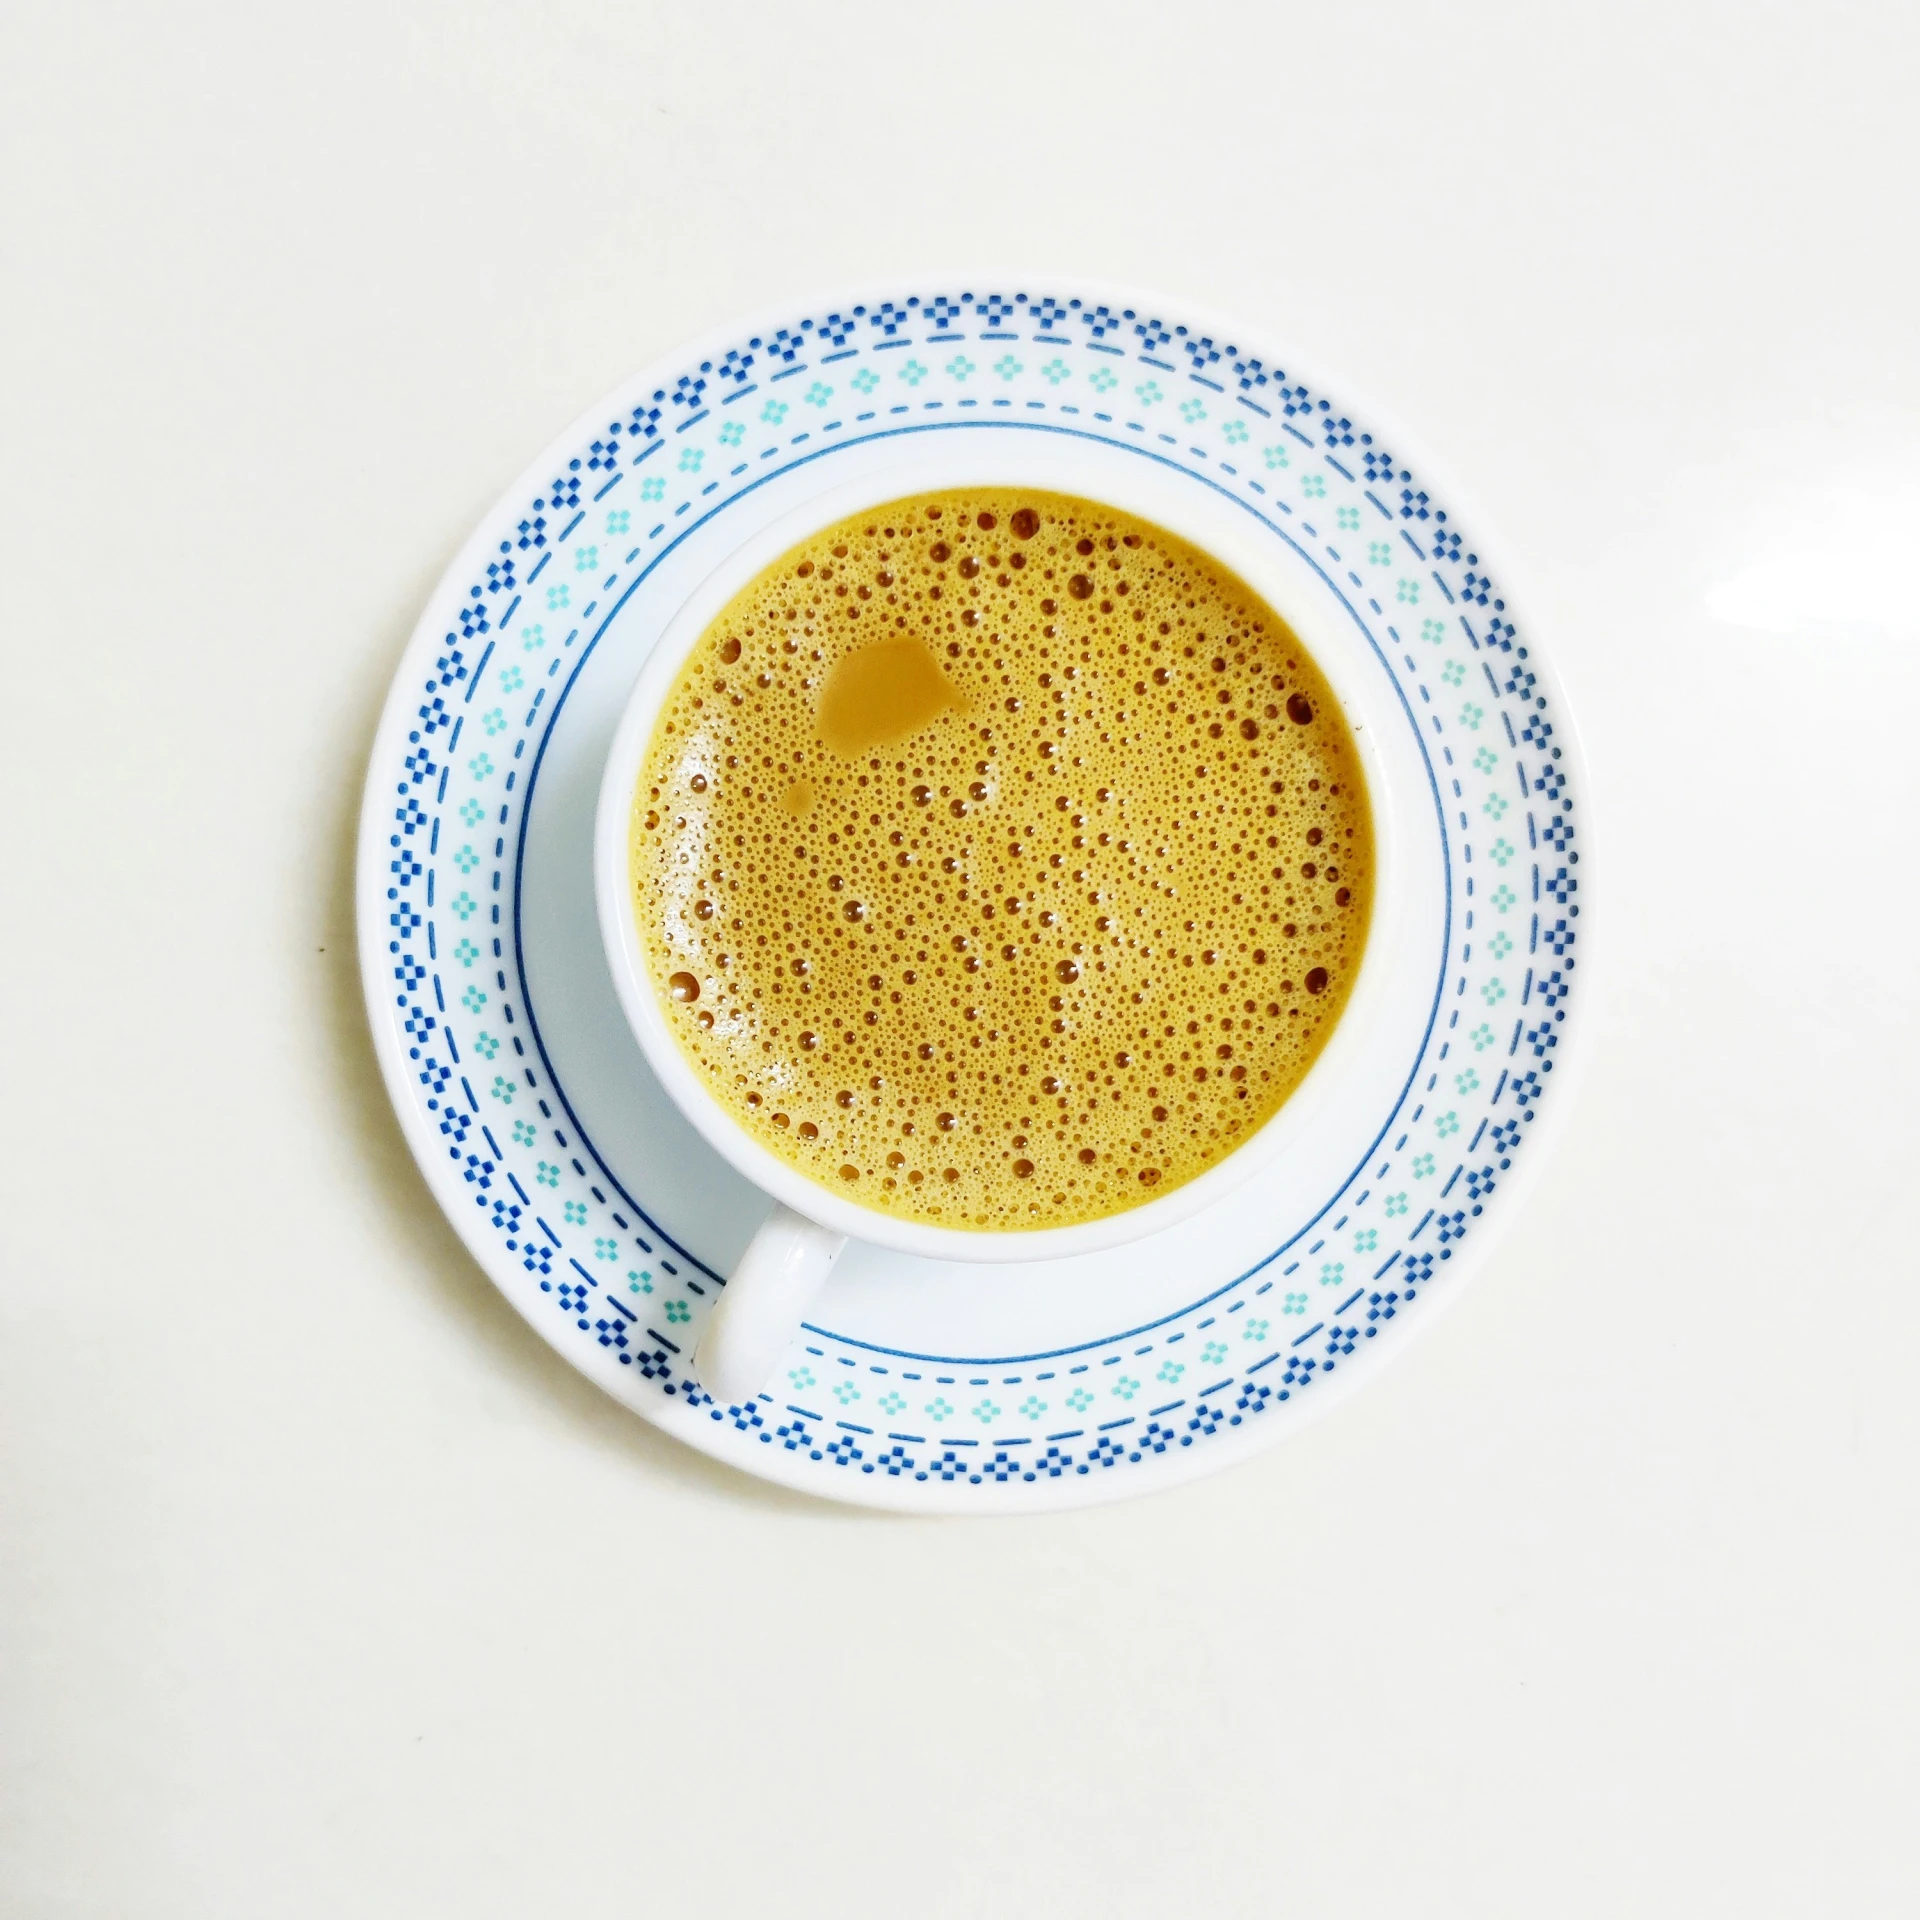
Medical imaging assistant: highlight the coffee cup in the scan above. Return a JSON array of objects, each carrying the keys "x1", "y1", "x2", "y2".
[{"x1": 594, "y1": 444, "x2": 1416, "y2": 1404}]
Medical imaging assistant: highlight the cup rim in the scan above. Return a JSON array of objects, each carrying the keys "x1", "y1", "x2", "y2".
[{"x1": 593, "y1": 444, "x2": 1413, "y2": 1262}]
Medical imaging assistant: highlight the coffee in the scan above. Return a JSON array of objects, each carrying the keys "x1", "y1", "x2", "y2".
[{"x1": 630, "y1": 489, "x2": 1372, "y2": 1230}]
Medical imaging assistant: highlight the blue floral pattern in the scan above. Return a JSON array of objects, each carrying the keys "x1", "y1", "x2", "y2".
[{"x1": 364, "y1": 286, "x2": 1583, "y2": 1505}]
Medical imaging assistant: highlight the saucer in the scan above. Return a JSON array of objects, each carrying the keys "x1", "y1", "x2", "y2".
[{"x1": 356, "y1": 280, "x2": 1592, "y2": 1510}]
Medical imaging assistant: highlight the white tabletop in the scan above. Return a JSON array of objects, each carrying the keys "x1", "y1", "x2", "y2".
[{"x1": 5, "y1": 4, "x2": 1916, "y2": 1913}]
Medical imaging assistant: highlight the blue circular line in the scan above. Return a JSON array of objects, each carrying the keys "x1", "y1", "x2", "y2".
[{"x1": 510, "y1": 415, "x2": 1453, "y2": 1366}]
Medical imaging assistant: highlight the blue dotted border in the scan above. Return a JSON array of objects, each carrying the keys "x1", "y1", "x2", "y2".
[{"x1": 369, "y1": 290, "x2": 1580, "y2": 1491}]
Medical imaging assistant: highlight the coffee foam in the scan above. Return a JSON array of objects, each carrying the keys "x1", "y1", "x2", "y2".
[{"x1": 632, "y1": 489, "x2": 1373, "y2": 1231}]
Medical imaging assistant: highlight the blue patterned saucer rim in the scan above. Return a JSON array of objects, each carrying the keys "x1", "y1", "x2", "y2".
[{"x1": 356, "y1": 276, "x2": 1596, "y2": 1510}]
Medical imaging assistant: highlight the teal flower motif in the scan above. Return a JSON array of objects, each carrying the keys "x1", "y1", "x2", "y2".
[
  {"x1": 489, "y1": 1075, "x2": 515, "y2": 1104},
  {"x1": 925, "y1": 1396, "x2": 953, "y2": 1422},
  {"x1": 481, "y1": 706, "x2": 507, "y2": 736},
  {"x1": 1435, "y1": 1111, "x2": 1460, "y2": 1138},
  {"x1": 1336, "y1": 505, "x2": 1361, "y2": 531},
  {"x1": 1320, "y1": 1259, "x2": 1345, "y2": 1286},
  {"x1": 803, "y1": 381, "x2": 832, "y2": 407},
  {"x1": 678, "y1": 446, "x2": 704, "y2": 473},
  {"x1": 1019, "y1": 1395, "x2": 1047, "y2": 1419},
  {"x1": 1458, "y1": 702, "x2": 1485, "y2": 730},
  {"x1": 1455, "y1": 1067, "x2": 1481, "y2": 1095},
  {"x1": 1243, "y1": 1317, "x2": 1271, "y2": 1343},
  {"x1": 1482, "y1": 790, "x2": 1509, "y2": 819},
  {"x1": 1472, "y1": 746, "x2": 1499, "y2": 775},
  {"x1": 639, "y1": 475, "x2": 666, "y2": 501},
  {"x1": 1481, "y1": 977, "x2": 1508, "y2": 1005},
  {"x1": 1202, "y1": 1341, "x2": 1228, "y2": 1367},
  {"x1": 788, "y1": 1365, "x2": 816, "y2": 1390},
  {"x1": 972, "y1": 1397, "x2": 1000, "y2": 1422},
  {"x1": 627, "y1": 1269, "x2": 653, "y2": 1294},
  {"x1": 471, "y1": 1031, "x2": 499, "y2": 1061},
  {"x1": 1422, "y1": 617, "x2": 1447, "y2": 643},
  {"x1": 945, "y1": 355, "x2": 974, "y2": 380},
  {"x1": 449, "y1": 891, "x2": 476, "y2": 920},
  {"x1": 1040, "y1": 357, "x2": 1071, "y2": 384},
  {"x1": 1491, "y1": 883, "x2": 1516, "y2": 912},
  {"x1": 1489, "y1": 837, "x2": 1515, "y2": 866},
  {"x1": 1301, "y1": 472, "x2": 1327, "y2": 498},
  {"x1": 1262, "y1": 444, "x2": 1290, "y2": 469},
  {"x1": 520, "y1": 622, "x2": 546, "y2": 651},
  {"x1": 664, "y1": 1299, "x2": 690, "y2": 1325},
  {"x1": 1368, "y1": 540, "x2": 1393, "y2": 565},
  {"x1": 993, "y1": 354, "x2": 1022, "y2": 380},
  {"x1": 1088, "y1": 364, "x2": 1118, "y2": 393},
  {"x1": 1396, "y1": 577, "x2": 1421, "y2": 604},
  {"x1": 1488, "y1": 930, "x2": 1513, "y2": 960},
  {"x1": 1354, "y1": 1227, "x2": 1378, "y2": 1252},
  {"x1": 1412, "y1": 1152, "x2": 1436, "y2": 1178},
  {"x1": 535, "y1": 1161, "x2": 560, "y2": 1188},
  {"x1": 511, "y1": 1118, "x2": 537, "y2": 1146},
  {"x1": 498, "y1": 665, "x2": 523, "y2": 694},
  {"x1": 593, "y1": 1236, "x2": 618, "y2": 1261},
  {"x1": 715, "y1": 420, "x2": 743, "y2": 447},
  {"x1": 897, "y1": 359, "x2": 927, "y2": 387},
  {"x1": 1385, "y1": 1191, "x2": 1410, "y2": 1217},
  {"x1": 1221, "y1": 416, "x2": 1249, "y2": 444},
  {"x1": 546, "y1": 583, "x2": 569, "y2": 610},
  {"x1": 878, "y1": 1390, "x2": 906, "y2": 1416},
  {"x1": 1441, "y1": 659, "x2": 1467, "y2": 687},
  {"x1": 453, "y1": 843, "x2": 479, "y2": 874},
  {"x1": 1470, "y1": 1022, "x2": 1496, "y2": 1050},
  {"x1": 1065, "y1": 1386, "x2": 1094, "y2": 1413},
  {"x1": 832, "y1": 1379, "x2": 860, "y2": 1404},
  {"x1": 606, "y1": 506, "x2": 631, "y2": 531},
  {"x1": 562, "y1": 1200, "x2": 587, "y2": 1226},
  {"x1": 1135, "y1": 379, "x2": 1163, "y2": 405},
  {"x1": 467, "y1": 752, "x2": 494, "y2": 780},
  {"x1": 1178, "y1": 396, "x2": 1205, "y2": 423},
  {"x1": 1284, "y1": 1291, "x2": 1309, "y2": 1313},
  {"x1": 848, "y1": 366, "x2": 878, "y2": 395},
  {"x1": 1156, "y1": 1360, "x2": 1185, "y2": 1384},
  {"x1": 1111, "y1": 1376, "x2": 1139, "y2": 1401},
  {"x1": 761, "y1": 397, "x2": 789, "y2": 424},
  {"x1": 453, "y1": 937, "x2": 479, "y2": 966},
  {"x1": 573, "y1": 544, "x2": 599, "y2": 572}
]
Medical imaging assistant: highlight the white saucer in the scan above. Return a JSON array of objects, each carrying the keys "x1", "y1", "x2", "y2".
[{"x1": 356, "y1": 280, "x2": 1593, "y2": 1510}]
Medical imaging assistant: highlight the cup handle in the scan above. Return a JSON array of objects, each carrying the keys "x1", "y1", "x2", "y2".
[{"x1": 693, "y1": 1205, "x2": 847, "y2": 1405}]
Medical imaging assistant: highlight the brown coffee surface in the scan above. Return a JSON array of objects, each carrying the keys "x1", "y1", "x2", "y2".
[{"x1": 630, "y1": 488, "x2": 1372, "y2": 1231}]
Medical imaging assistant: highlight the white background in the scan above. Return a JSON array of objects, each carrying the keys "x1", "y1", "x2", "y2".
[{"x1": 4, "y1": 3, "x2": 1916, "y2": 1913}]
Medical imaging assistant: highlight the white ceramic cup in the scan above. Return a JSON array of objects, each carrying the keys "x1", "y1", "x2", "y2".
[{"x1": 594, "y1": 442, "x2": 1418, "y2": 1404}]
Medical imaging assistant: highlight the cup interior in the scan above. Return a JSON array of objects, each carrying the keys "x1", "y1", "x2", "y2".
[{"x1": 594, "y1": 437, "x2": 1444, "y2": 1266}]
